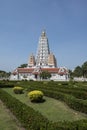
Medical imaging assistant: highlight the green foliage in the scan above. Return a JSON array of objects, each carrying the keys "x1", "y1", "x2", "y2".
[
  {"x1": 69, "y1": 69, "x2": 74, "y2": 79},
  {"x1": 73, "y1": 66, "x2": 83, "y2": 77},
  {"x1": 25, "y1": 81, "x2": 87, "y2": 114},
  {"x1": 0, "y1": 89, "x2": 48, "y2": 130},
  {"x1": 28, "y1": 90, "x2": 44, "y2": 102},
  {"x1": 1, "y1": 88, "x2": 87, "y2": 130},
  {"x1": 82, "y1": 61, "x2": 87, "y2": 78},
  {"x1": 13, "y1": 86, "x2": 24, "y2": 94},
  {"x1": 40, "y1": 71, "x2": 51, "y2": 79},
  {"x1": 0, "y1": 70, "x2": 11, "y2": 78},
  {"x1": 0, "y1": 100, "x2": 23, "y2": 130},
  {"x1": 72, "y1": 61, "x2": 87, "y2": 78},
  {"x1": 1, "y1": 82, "x2": 87, "y2": 130},
  {"x1": 18, "y1": 64, "x2": 27, "y2": 68}
]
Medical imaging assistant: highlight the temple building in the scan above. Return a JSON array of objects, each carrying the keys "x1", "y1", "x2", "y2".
[{"x1": 10, "y1": 30, "x2": 69, "y2": 81}]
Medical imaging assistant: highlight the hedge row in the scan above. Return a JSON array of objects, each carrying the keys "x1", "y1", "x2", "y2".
[
  {"x1": 0, "y1": 84, "x2": 14, "y2": 88},
  {"x1": 17, "y1": 81, "x2": 87, "y2": 99},
  {"x1": 0, "y1": 89, "x2": 48, "y2": 130},
  {"x1": 27, "y1": 86, "x2": 87, "y2": 114},
  {"x1": 1, "y1": 89, "x2": 87, "y2": 130},
  {"x1": 24, "y1": 82, "x2": 87, "y2": 100}
]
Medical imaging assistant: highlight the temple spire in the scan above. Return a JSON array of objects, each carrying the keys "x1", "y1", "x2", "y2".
[
  {"x1": 41, "y1": 30, "x2": 46, "y2": 37},
  {"x1": 36, "y1": 30, "x2": 50, "y2": 67}
]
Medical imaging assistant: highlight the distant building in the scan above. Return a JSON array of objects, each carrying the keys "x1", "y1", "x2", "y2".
[{"x1": 10, "y1": 30, "x2": 69, "y2": 81}]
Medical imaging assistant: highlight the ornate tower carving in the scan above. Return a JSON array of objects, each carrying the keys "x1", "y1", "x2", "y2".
[
  {"x1": 36, "y1": 30, "x2": 50, "y2": 67},
  {"x1": 48, "y1": 53, "x2": 57, "y2": 67},
  {"x1": 28, "y1": 54, "x2": 35, "y2": 67}
]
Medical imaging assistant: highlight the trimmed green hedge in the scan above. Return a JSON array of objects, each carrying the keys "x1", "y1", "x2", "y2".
[
  {"x1": 0, "y1": 89, "x2": 48, "y2": 130},
  {"x1": 1, "y1": 88, "x2": 87, "y2": 130},
  {"x1": 0, "y1": 84, "x2": 14, "y2": 88},
  {"x1": 27, "y1": 86, "x2": 87, "y2": 114},
  {"x1": 20, "y1": 81, "x2": 87, "y2": 100},
  {"x1": 1, "y1": 81, "x2": 87, "y2": 130}
]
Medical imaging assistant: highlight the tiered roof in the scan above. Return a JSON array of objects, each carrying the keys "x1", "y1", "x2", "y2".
[{"x1": 12, "y1": 67, "x2": 68, "y2": 75}]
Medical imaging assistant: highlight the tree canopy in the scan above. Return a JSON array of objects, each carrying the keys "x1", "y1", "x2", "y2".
[
  {"x1": 82, "y1": 61, "x2": 87, "y2": 78},
  {"x1": 73, "y1": 66, "x2": 83, "y2": 77},
  {"x1": 72, "y1": 61, "x2": 87, "y2": 78},
  {"x1": 0, "y1": 70, "x2": 11, "y2": 78},
  {"x1": 40, "y1": 71, "x2": 51, "y2": 79},
  {"x1": 18, "y1": 64, "x2": 27, "y2": 68}
]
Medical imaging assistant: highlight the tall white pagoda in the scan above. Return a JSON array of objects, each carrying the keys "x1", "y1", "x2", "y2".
[
  {"x1": 36, "y1": 30, "x2": 50, "y2": 67},
  {"x1": 28, "y1": 30, "x2": 57, "y2": 68},
  {"x1": 10, "y1": 30, "x2": 69, "y2": 81}
]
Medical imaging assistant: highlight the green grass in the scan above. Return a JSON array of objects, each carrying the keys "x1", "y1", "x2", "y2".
[
  {"x1": 0, "y1": 100, "x2": 25, "y2": 130},
  {"x1": 3, "y1": 88, "x2": 87, "y2": 122}
]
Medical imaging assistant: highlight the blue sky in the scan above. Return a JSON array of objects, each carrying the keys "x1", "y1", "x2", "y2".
[{"x1": 0, "y1": 0, "x2": 87, "y2": 72}]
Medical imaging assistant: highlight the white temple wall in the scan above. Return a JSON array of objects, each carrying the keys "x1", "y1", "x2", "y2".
[
  {"x1": 10, "y1": 72, "x2": 69, "y2": 81},
  {"x1": 50, "y1": 74, "x2": 68, "y2": 81},
  {"x1": 10, "y1": 75, "x2": 18, "y2": 80}
]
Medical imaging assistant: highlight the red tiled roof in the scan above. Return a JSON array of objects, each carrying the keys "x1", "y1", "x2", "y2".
[
  {"x1": 17, "y1": 67, "x2": 60, "y2": 73},
  {"x1": 12, "y1": 67, "x2": 68, "y2": 75},
  {"x1": 17, "y1": 68, "x2": 34, "y2": 73},
  {"x1": 58, "y1": 68, "x2": 68, "y2": 75},
  {"x1": 41, "y1": 68, "x2": 59, "y2": 73}
]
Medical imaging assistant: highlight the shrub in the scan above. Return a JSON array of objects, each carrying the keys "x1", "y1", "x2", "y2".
[
  {"x1": 28, "y1": 90, "x2": 44, "y2": 102},
  {"x1": 13, "y1": 86, "x2": 24, "y2": 94},
  {"x1": 0, "y1": 89, "x2": 48, "y2": 130}
]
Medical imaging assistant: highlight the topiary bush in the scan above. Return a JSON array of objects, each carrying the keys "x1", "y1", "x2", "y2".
[
  {"x1": 13, "y1": 86, "x2": 24, "y2": 94},
  {"x1": 28, "y1": 90, "x2": 44, "y2": 102}
]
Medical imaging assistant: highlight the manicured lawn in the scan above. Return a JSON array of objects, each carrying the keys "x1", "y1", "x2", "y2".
[
  {"x1": 3, "y1": 88, "x2": 87, "y2": 122},
  {"x1": 0, "y1": 100, "x2": 25, "y2": 130}
]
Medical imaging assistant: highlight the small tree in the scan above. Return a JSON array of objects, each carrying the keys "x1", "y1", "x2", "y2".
[
  {"x1": 73, "y1": 66, "x2": 83, "y2": 77},
  {"x1": 0, "y1": 70, "x2": 11, "y2": 79},
  {"x1": 18, "y1": 64, "x2": 27, "y2": 68},
  {"x1": 40, "y1": 71, "x2": 51, "y2": 79},
  {"x1": 82, "y1": 61, "x2": 87, "y2": 78},
  {"x1": 68, "y1": 69, "x2": 74, "y2": 80}
]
